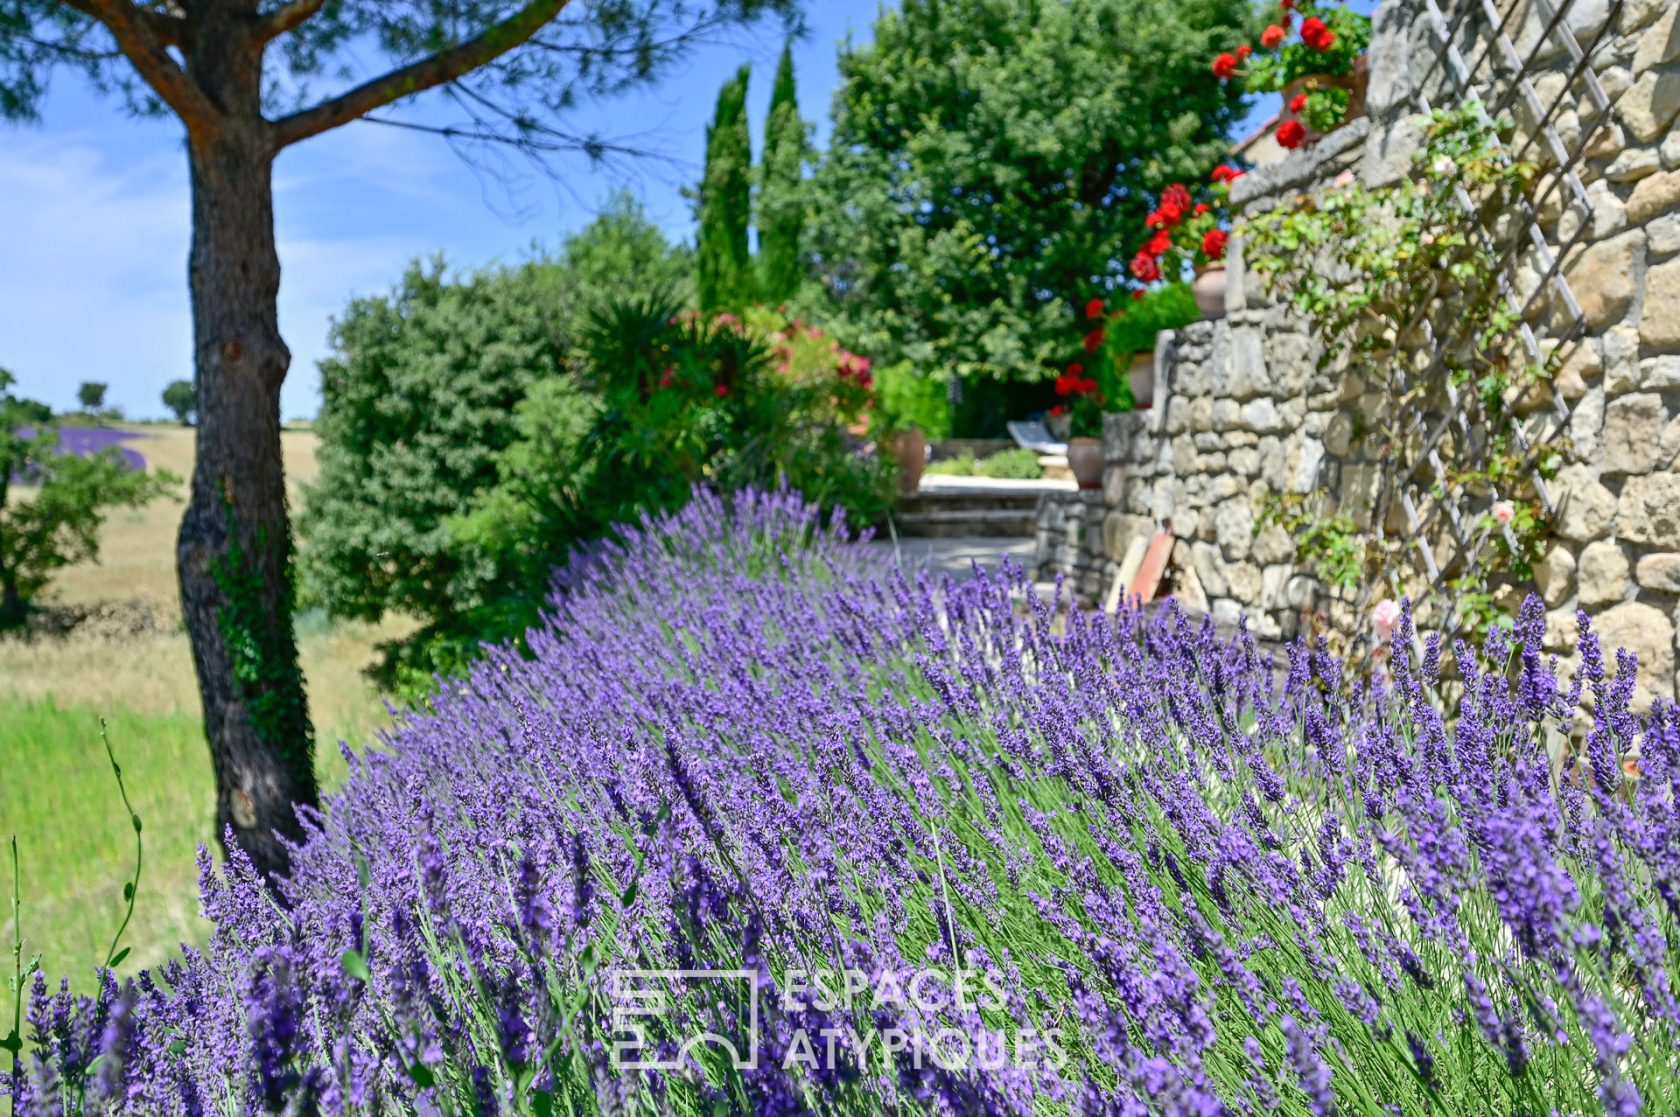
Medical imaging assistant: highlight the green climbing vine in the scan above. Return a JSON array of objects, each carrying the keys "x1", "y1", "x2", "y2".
[
  {"x1": 212, "y1": 498, "x2": 314, "y2": 773},
  {"x1": 1244, "y1": 103, "x2": 1562, "y2": 640}
]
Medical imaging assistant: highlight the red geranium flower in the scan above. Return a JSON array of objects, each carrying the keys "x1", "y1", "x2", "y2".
[
  {"x1": 1276, "y1": 119, "x2": 1307, "y2": 149},
  {"x1": 1300, "y1": 16, "x2": 1334, "y2": 49},
  {"x1": 1129, "y1": 252, "x2": 1161, "y2": 283},
  {"x1": 1237, "y1": 44, "x2": 1253, "y2": 58},
  {"x1": 1201, "y1": 229, "x2": 1229, "y2": 260},
  {"x1": 1212, "y1": 52, "x2": 1239, "y2": 78},
  {"x1": 1193, "y1": 202, "x2": 1211, "y2": 216},
  {"x1": 1084, "y1": 328, "x2": 1105, "y2": 354},
  {"x1": 1260, "y1": 23, "x2": 1286, "y2": 47},
  {"x1": 1210, "y1": 164, "x2": 1245, "y2": 184},
  {"x1": 1131, "y1": 289, "x2": 1146, "y2": 301},
  {"x1": 1146, "y1": 229, "x2": 1173, "y2": 257},
  {"x1": 1050, "y1": 404, "x2": 1066, "y2": 417},
  {"x1": 1085, "y1": 296, "x2": 1105, "y2": 319},
  {"x1": 1289, "y1": 92, "x2": 1309, "y2": 113}
]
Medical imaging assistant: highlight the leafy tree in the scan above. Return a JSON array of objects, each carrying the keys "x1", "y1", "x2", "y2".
[
  {"x1": 553, "y1": 190, "x2": 693, "y2": 316},
  {"x1": 756, "y1": 42, "x2": 807, "y2": 304},
  {"x1": 696, "y1": 65, "x2": 754, "y2": 312},
  {"x1": 2, "y1": 0, "x2": 796, "y2": 882},
  {"x1": 162, "y1": 378, "x2": 197, "y2": 425},
  {"x1": 75, "y1": 381, "x2": 107, "y2": 411},
  {"x1": 299, "y1": 259, "x2": 567, "y2": 647},
  {"x1": 0, "y1": 371, "x2": 175, "y2": 628},
  {"x1": 806, "y1": 0, "x2": 1250, "y2": 428}
]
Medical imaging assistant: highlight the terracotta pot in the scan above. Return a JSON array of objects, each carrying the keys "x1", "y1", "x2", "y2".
[
  {"x1": 1127, "y1": 351, "x2": 1156, "y2": 410},
  {"x1": 1193, "y1": 264, "x2": 1228, "y2": 320},
  {"x1": 1280, "y1": 54, "x2": 1369, "y2": 145},
  {"x1": 1066, "y1": 437, "x2": 1104, "y2": 490},
  {"x1": 883, "y1": 429, "x2": 927, "y2": 495}
]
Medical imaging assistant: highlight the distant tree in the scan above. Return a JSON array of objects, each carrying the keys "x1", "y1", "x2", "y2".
[
  {"x1": 756, "y1": 42, "x2": 808, "y2": 305},
  {"x1": 555, "y1": 190, "x2": 693, "y2": 315},
  {"x1": 76, "y1": 381, "x2": 108, "y2": 411},
  {"x1": 806, "y1": 0, "x2": 1249, "y2": 423},
  {"x1": 0, "y1": 371, "x2": 175, "y2": 629},
  {"x1": 3, "y1": 0, "x2": 798, "y2": 883},
  {"x1": 162, "y1": 379, "x2": 197, "y2": 425},
  {"x1": 696, "y1": 66, "x2": 754, "y2": 312}
]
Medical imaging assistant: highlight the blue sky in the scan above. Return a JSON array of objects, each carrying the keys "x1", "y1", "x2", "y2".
[
  {"x1": 1, "y1": 2, "x2": 1288, "y2": 422},
  {"x1": 0, "y1": 5, "x2": 879, "y2": 421}
]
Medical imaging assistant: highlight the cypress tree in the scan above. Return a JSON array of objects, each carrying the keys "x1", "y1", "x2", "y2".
[
  {"x1": 697, "y1": 65, "x2": 754, "y2": 312},
  {"x1": 757, "y1": 42, "x2": 807, "y2": 305}
]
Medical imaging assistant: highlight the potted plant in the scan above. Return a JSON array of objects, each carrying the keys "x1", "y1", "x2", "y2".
[
  {"x1": 1211, "y1": 1, "x2": 1373, "y2": 151},
  {"x1": 1103, "y1": 283, "x2": 1200, "y2": 408},
  {"x1": 1129, "y1": 166, "x2": 1241, "y2": 321},
  {"x1": 1052, "y1": 365, "x2": 1105, "y2": 489}
]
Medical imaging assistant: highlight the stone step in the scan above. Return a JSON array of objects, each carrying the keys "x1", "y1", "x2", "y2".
[
  {"x1": 897, "y1": 490, "x2": 1045, "y2": 516},
  {"x1": 890, "y1": 509, "x2": 1038, "y2": 538}
]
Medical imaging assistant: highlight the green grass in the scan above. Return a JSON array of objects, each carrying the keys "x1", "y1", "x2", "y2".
[{"x1": 0, "y1": 699, "x2": 356, "y2": 991}]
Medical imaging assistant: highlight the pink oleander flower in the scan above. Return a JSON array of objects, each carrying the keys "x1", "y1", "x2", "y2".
[
  {"x1": 1492, "y1": 501, "x2": 1515, "y2": 526},
  {"x1": 1372, "y1": 599, "x2": 1402, "y2": 636},
  {"x1": 1334, "y1": 171, "x2": 1356, "y2": 189}
]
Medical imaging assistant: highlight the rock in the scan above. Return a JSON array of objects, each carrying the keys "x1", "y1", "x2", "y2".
[
  {"x1": 1545, "y1": 607, "x2": 1580, "y2": 654},
  {"x1": 1651, "y1": 215, "x2": 1680, "y2": 256},
  {"x1": 1553, "y1": 464, "x2": 1618, "y2": 541},
  {"x1": 1584, "y1": 120, "x2": 1624, "y2": 159},
  {"x1": 1633, "y1": 3, "x2": 1680, "y2": 70},
  {"x1": 1361, "y1": 113, "x2": 1428, "y2": 188},
  {"x1": 1591, "y1": 601, "x2": 1677, "y2": 708},
  {"x1": 1577, "y1": 540, "x2": 1631, "y2": 606},
  {"x1": 1641, "y1": 258, "x2": 1680, "y2": 349},
  {"x1": 1617, "y1": 472, "x2": 1680, "y2": 547},
  {"x1": 1224, "y1": 561, "x2": 1262, "y2": 603},
  {"x1": 1605, "y1": 147, "x2": 1660, "y2": 182},
  {"x1": 1630, "y1": 170, "x2": 1680, "y2": 224},
  {"x1": 1637, "y1": 552, "x2": 1680, "y2": 592},
  {"x1": 1624, "y1": 0, "x2": 1670, "y2": 30},
  {"x1": 1602, "y1": 393, "x2": 1666, "y2": 473},
  {"x1": 1643, "y1": 356, "x2": 1680, "y2": 388},
  {"x1": 1190, "y1": 541, "x2": 1227, "y2": 597},
  {"x1": 1551, "y1": 338, "x2": 1602, "y2": 400},
  {"x1": 1214, "y1": 498, "x2": 1254, "y2": 561},
  {"x1": 1564, "y1": 232, "x2": 1643, "y2": 329},
  {"x1": 1534, "y1": 545, "x2": 1577, "y2": 606},
  {"x1": 1515, "y1": 0, "x2": 1609, "y2": 62},
  {"x1": 1252, "y1": 524, "x2": 1294, "y2": 565},
  {"x1": 1240, "y1": 397, "x2": 1285, "y2": 433},
  {"x1": 1620, "y1": 66, "x2": 1680, "y2": 144},
  {"x1": 1569, "y1": 388, "x2": 1605, "y2": 461}
]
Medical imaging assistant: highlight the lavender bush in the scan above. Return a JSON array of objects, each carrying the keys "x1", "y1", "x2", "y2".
[{"x1": 7, "y1": 488, "x2": 1679, "y2": 1115}]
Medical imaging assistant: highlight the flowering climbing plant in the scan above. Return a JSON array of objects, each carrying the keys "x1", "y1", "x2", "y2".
[
  {"x1": 1212, "y1": 0, "x2": 1373, "y2": 150},
  {"x1": 1128, "y1": 165, "x2": 1243, "y2": 286},
  {"x1": 1245, "y1": 105, "x2": 1556, "y2": 644}
]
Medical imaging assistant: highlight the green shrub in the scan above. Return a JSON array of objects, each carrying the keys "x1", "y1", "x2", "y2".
[
  {"x1": 923, "y1": 451, "x2": 975, "y2": 476},
  {"x1": 871, "y1": 360, "x2": 951, "y2": 439},
  {"x1": 975, "y1": 447, "x2": 1043, "y2": 479}
]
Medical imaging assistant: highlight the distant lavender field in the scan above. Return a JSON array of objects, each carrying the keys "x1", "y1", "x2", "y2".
[{"x1": 15, "y1": 425, "x2": 146, "y2": 471}]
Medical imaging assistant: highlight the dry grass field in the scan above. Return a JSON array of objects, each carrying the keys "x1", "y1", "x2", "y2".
[{"x1": 0, "y1": 424, "x2": 414, "y2": 986}]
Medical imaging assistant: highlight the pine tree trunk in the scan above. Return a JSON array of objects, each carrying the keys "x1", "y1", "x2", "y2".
[{"x1": 176, "y1": 118, "x2": 318, "y2": 886}]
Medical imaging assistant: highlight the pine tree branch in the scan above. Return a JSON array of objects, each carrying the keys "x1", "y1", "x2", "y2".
[
  {"x1": 253, "y1": 0, "x2": 326, "y2": 44},
  {"x1": 57, "y1": 0, "x2": 213, "y2": 131},
  {"x1": 269, "y1": 0, "x2": 568, "y2": 150}
]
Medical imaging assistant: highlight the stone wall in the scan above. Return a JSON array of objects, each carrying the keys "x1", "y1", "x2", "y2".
[
  {"x1": 1033, "y1": 490, "x2": 1107, "y2": 600},
  {"x1": 1094, "y1": 0, "x2": 1680, "y2": 705}
]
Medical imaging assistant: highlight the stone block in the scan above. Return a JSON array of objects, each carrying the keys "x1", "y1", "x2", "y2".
[
  {"x1": 1241, "y1": 397, "x2": 1286, "y2": 433},
  {"x1": 1640, "y1": 257, "x2": 1680, "y2": 349},
  {"x1": 1633, "y1": 2, "x2": 1680, "y2": 70},
  {"x1": 1577, "y1": 540, "x2": 1632, "y2": 606},
  {"x1": 1214, "y1": 498, "x2": 1255, "y2": 561},
  {"x1": 1534, "y1": 544, "x2": 1577, "y2": 606},
  {"x1": 1225, "y1": 561, "x2": 1262, "y2": 604},
  {"x1": 1569, "y1": 388, "x2": 1606, "y2": 461},
  {"x1": 1361, "y1": 113, "x2": 1428, "y2": 188},
  {"x1": 1545, "y1": 607, "x2": 1580, "y2": 653},
  {"x1": 1190, "y1": 541, "x2": 1227, "y2": 597},
  {"x1": 1604, "y1": 147, "x2": 1660, "y2": 182},
  {"x1": 1621, "y1": 65, "x2": 1680, "y2": 144},
  {"x1": 1637, "y1": 552, "x2": 1680, "y2": 591},
  {"x1": 1564, "y1": 231, "x2": 1644, "y2": 330},
  {"x1": 1252, "y1": 523, "x2": 1294, "y2": 564},
  {"x1": 1553, "y1": 463, "x2": 1618, "y2": 541},
  {"x1": 1651, "y1": 214, "x2": 1680, "y2": 257},
  {"x1": 1630, "y1": 170, "x2": 1680, "y2": 224},
  {"x1": 1593, "y1": 601, "x2": 1677, "y2": 708},
  {"x1": 1514, "y1": 0, "x2": 1610, "y2": 62},
  {"x1": 1603, "y1": 392, "x2": 1667, "y2": 473},
  {"x1": 1617, "y1": 472, "x2": 1680, "y2": 547}
]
